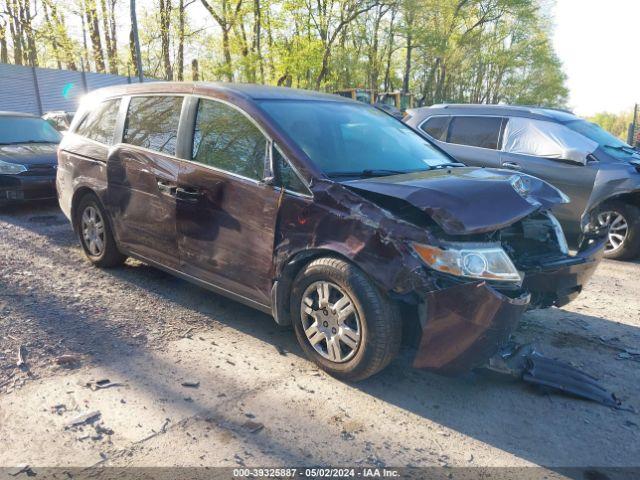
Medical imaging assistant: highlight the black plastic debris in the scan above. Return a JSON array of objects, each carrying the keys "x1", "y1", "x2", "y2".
[{"x1": 485, "y1": 343, "x2": 621, "y2": 408}]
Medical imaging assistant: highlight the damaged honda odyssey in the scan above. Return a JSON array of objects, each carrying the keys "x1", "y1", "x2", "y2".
[{"x1": 57, "y1": 83, "x2": 606, "y2": 381}]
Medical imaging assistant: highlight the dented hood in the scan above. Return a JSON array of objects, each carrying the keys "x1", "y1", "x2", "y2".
[{"x1": 343, "y1": 167, "x2": 568, "y2": 235}]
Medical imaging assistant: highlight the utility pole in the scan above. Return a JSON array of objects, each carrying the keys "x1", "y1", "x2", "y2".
[{"x1": 130, "y1": 0, "x2": 144, "y2": 82}]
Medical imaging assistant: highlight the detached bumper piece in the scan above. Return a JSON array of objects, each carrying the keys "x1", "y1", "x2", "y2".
[
  {"x1": 487, "y1": 343, "x2": 621, "y2": 409},
  {"x1": 521, "y1": 235, "x2": 606, "y2": 308},
  {"x1": 413, "y1": 282, "x2": 529, "y2": 374}
]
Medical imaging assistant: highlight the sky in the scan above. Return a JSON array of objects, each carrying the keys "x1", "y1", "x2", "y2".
[{"x1": 552, "y1": 0, "x2": 640, "y2": 116}]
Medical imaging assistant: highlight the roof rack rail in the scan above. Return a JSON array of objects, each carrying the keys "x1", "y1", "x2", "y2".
[{"x1": 428, "y1": 103, "x2": 574, "y2": 116}]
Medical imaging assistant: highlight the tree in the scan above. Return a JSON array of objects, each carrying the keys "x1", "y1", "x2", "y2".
[
  {"x1": 0, "y1": 0, "x2": 569, "y2": 109},
  {"x1": 200, "y1": 0, "x2": 243, "y2": 81},
  {"x1": 588, "y1": 110, "x2": 634, "y2": 141},
  {"x1": 159, "y1": 0, "x2": 173, "y2": 79},
  {"x1": 84, "y1": 0, "x2": 105, "y2": 72}
]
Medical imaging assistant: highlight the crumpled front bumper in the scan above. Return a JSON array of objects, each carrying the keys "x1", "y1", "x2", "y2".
[
  {"x1": 413, "y1": 282, "x2": 529, "y2": 374},
  {"x1": 412, "y1": 235, "x2": 606, "y2": 375},
  {"x1": 521, "y1": 235, "x2": 606, "y2": 308}
]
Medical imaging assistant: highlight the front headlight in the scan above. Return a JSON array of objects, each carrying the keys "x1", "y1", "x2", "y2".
[
  {"x1": 0, "y1": 159, "x2": 27, "y2": 174},
  {"x1": 413, "y1": 242, "x2": 522, "y2": 283}
]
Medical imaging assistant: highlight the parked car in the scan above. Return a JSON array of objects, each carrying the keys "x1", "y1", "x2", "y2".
[
  {"x1": 57, "y1": 83, "x2": 605, "y2": 380},
  {"x1": 0, "y1": 111, "x2": 62, "y2": 206},
  {"x1": 404, "y1": 104, "x2": 640, "y2": 259},
  {"x1": 42, "y1": 110, "x2": 75, "y2": 133}
]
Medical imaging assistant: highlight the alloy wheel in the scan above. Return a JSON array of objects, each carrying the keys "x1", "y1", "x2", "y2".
[
  {"x1": 597, "y1": 210, "x2": 629, "y2": 253},
  {"x1": 81, "y1": 205, "x2": 106, "y2": 257},
  {"x1": 300, "y1": 281, "x2": 361, "y2": 363}
]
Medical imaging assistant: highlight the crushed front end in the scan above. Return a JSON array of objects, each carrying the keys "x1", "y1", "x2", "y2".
[
  {"x1": 409, "y1": 211, "x2": 606, "y2": 374},
  {"x1": 275, "y1": 170, "x2": 606, "y2": 377}
]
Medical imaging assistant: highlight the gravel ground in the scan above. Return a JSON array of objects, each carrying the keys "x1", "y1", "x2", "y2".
[{"x1": 1, "y1": 202, "x2": 639, "y2": 472}]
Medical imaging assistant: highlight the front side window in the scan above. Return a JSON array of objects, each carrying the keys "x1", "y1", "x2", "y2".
[
  {"x1": 565, "y1": 119, "x2": 635, "y2": 157},
  {"x1": 274, "y1": 146, "x2": 309, "y2": 194},
  {"x1": 502, "y1": 117, "x2": 598, "y2": 159},
  {"x1": 0, "y1": 116, "x2": 61, "y2": 145},
  {"x1": 421, "y1": 116, "x2": 450, "y2": 141},
  {"x1": 76, "y1": 99, "x2": 120, "y2": 145},
  {"x1": 192, "y1": 99, "x2": 267, "y2": 180},
  {"x1": 123, "y1": 96, "x2": 183, "y2": 155},
  {"x1": 258, "y1": 100, "x2": 452, "y2": 178},
  {"x1": 447, "y1": 116, "x2": 503, "y2": 150}
]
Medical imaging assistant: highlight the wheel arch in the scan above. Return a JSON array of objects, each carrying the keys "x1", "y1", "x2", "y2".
[
  {"x1": 70, "y1": 186, "x2": 98, "y2": 233},
  {"x1": 271, "y1": 248, "x2": 370, "y2": 326},
  {"x1": 589, "y1": 189, "x2": 640, "y2": 214},
  {"x1": 70, "y1": 187, "x2": 118, "y2": 244}
]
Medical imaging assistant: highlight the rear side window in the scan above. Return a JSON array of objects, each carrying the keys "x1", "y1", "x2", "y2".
[
  {"x1": 76, "y1": 99, "x2": 120, "y2": 145},
  {"x1": 123, "y1": 96, "x2": 183, "y2": 155},
  {"x1": 447, "y1": 116, "x2": 502, "y2": 150},
  {"x1": 420, "y1": 116, "x2": 449, "y2": 141},
  {"x1": 192, "y1": 99, "x2": 267, "y2": 180}
]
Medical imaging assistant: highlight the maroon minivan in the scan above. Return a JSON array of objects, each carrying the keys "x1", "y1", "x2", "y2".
[{"x1": 57, "y1": 82, "x2": 605, "y2": 380}]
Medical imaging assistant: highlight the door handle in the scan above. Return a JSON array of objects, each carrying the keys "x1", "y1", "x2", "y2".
[
  {"x1": 501, "y1": 161, "x2": 522, "y2": 170},
  {"x1": 157, "y1": 180, "x2": 177, "y2": 196},
  {"x1": 176, "y1": 186, "x2": 203, "y2": 203}
]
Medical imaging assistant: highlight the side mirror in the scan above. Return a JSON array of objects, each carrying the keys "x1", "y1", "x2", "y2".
[
  {"x1": 260, "y1": 176, "x2": 276, "y2": 186},
  {"x1": 559, "y1": 148, "x2": 588, "y2": 165}
]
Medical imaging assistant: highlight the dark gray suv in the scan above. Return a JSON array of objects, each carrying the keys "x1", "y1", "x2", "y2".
[{"x1": 405, "y1": 104, "x2": 640, "y2": 259}]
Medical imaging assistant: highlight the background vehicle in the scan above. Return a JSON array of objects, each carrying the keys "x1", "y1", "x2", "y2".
[
  {"x1": 405, "y1": 104, "x2": 640, "y2": 259},
  {"x1": 42, "y1": 111, "x2": 75, "y2": 133},
  {"x1": 57, "y1": 83, "x2": 603, "y2": 381},
  {"x1": 0, "y1": 111, "x2": 61, "y2": 206}
]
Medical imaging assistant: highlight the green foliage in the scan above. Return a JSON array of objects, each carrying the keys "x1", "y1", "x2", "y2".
[
  {"x1": 1, "y1": 0, "x2": 569, "y2": 107},
  {"x1": 587, "y1": 110, "x2": 634, "y2": 141}
]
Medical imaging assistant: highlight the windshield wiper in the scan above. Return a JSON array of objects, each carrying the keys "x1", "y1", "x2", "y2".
[
  {"x1": 604, "y1": 144, "x2": 637, "y2": 153},
  {"x1": 0, "y1": 140, "x2": 57, "y2": 145},
  {"x1": 326, "y1": 169, "x2": 416, "y2": 179},
  {"x1": 430, "y1": 162, "x2": 464, "y2": 169}
]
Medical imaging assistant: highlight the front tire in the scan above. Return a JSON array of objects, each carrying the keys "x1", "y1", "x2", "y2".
[
  {"x1": 290, "y1": 257, "x2": 401, "y2": 381},
  {"x1": 596, "y1": 201, "x2": 640, "y2": 260},
  {"x1": 76, "y1": 193, "x2": 126, "y2": 268}
]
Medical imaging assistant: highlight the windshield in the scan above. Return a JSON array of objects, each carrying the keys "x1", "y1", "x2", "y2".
[
  {"x1": 0, "y1": 116, "x2": 62, "y2": 145},
  {"x1": 259, "y1": 100, "x2": 454, "y2": 177},
  {"x1": 565, "y1": 120, "x2": 632, "y2": 151}
]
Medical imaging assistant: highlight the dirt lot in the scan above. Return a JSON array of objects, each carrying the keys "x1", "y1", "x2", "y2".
[{"x1": 1, "y1": 202, "x2": 639, "y2": 472}]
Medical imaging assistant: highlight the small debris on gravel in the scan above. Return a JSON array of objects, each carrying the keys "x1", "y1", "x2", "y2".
[
  {"x1": 181, "y1": 380, "x2": 200, "y2": 388},
  {"x1": 161, "y1": 418, "x2": 171, "y2": 433},
  {"x1": 182, "y1": 327, "x2": 195, "y2": 338},
  {"x1": 55, "y1": 354, "x2": 81, "y2": 367},
  {"x1": 16, "y1": 345, "x2": 27, "y2": 368},
  {"x1": 242, "y1": 420, "x2": 264, "y2": 433},
  {"x1": 84, "y1": 378, "x2": 124, "y2": 390},
  {"x1": 7, "y1": 464, "x2": 35, "y2": 477},
  {"x1": 65, "y1": 410, "x2": 101, "y2": 429},
  {"x1": 51, "y1": 404, "x2": 67, "y2": 415}
]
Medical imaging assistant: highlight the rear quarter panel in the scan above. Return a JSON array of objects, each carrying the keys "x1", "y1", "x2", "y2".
[{"x1": 57, "y1": 133, "x2": 111, "y2": 229}]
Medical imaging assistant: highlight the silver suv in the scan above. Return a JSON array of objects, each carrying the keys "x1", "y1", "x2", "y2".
[{"x1": 405, "y1": 104, "x2": 640, "y2": 259}]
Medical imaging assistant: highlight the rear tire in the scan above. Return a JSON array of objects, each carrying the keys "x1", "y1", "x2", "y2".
[
  {"x1": 596, "y1": 201, "x2": 640, "y2": 260},
  {"x1": 76, "y1": 193, "x2": 126, "y2": 268},
  {"x1": 290, "y1": 256, "x2": 401, "y2": 381}
]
